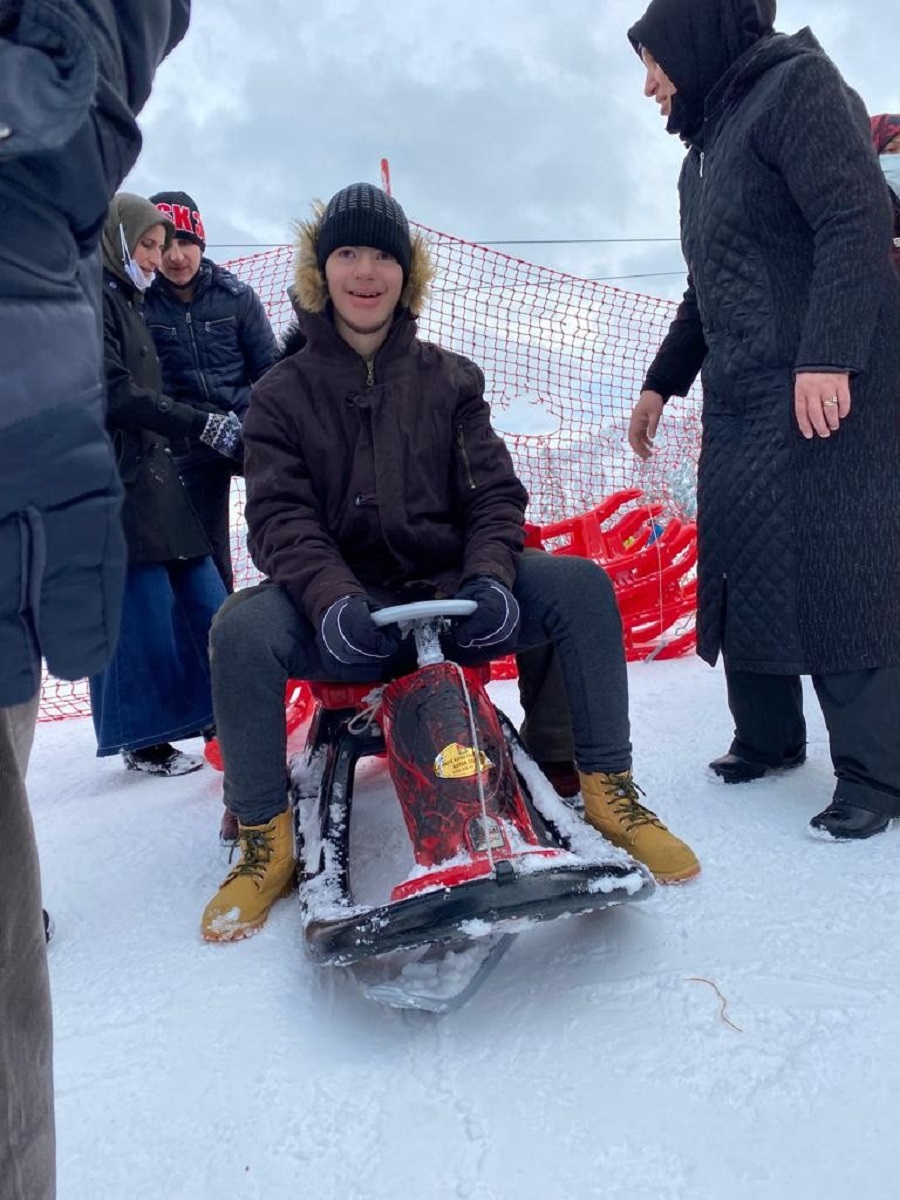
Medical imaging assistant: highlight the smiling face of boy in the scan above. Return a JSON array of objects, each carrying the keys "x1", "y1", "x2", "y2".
[{"x1": 325, "y1": 245, "x2": 404, "y2": 349}]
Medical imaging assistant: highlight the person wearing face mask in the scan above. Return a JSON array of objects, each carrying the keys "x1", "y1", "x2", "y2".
[
  {"x1": 92, "y1": 194, "x2": 228, "y2": 777},
  {"x1": 625, "y1": 0, "x2": 900, "y2": 841},
  {"x1": 870, "y1": 113, "x2": 900, "y2": 272}
]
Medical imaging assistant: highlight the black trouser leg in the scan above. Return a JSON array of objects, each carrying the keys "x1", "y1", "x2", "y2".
[
  {"x1": 179, "y1": 458, "x2": 235, "y2": 593},
  {"x1": 516, "y1": 642, "x2": 576, "y2": 764},
  {"x1": 812, "y1": 667, "x2": 900, "y2": 816},
  {"x1": 210, "y1": 583, "x2": 398, "y2": 825},
  {"x1": 723, "y1": 662, "x2": 806, "y2": 767},
  {"x1": 513, "y1": 552, "x2": 631, "y2": 774},
  {"x1": 211, "y1": 584, "x2": 327, "y2": 824}
]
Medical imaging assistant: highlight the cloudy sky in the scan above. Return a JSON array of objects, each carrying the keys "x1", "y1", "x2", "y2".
[{"x1": 127, "y1": 0, "x2": 898, "y2": 301}]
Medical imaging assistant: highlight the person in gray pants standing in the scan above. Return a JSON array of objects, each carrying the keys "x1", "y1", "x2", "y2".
[{"x1": 0, "y1": 3, "x2": 191, "y2": 1196}]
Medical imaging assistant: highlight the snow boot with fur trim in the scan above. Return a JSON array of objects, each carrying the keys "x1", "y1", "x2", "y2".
[
  {"x1": 579, "y1": 770, "x2": 700, "y2": 883},
  {"x1": 202, "y1": 809, "x2": 296, "y2": 941}
]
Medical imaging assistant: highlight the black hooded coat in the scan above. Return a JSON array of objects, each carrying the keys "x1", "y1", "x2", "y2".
[
  {"x1": 100, "y1": 195, "x2": 211, "y2": 563},
  {"x1": 631, "y1": 1, "x2": 900, "y2": 675}
]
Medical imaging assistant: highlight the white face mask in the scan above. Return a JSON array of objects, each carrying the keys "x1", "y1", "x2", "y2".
[
  {"x1": 880, "y1": 153, "x2": 900, "y2": 197},
  {"x1": 119, "y1": 223, "x2": 156, "y2": 292}
]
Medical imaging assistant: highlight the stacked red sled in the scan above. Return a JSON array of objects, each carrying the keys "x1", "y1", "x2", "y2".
[{"x1": 490, "y1": 486, "x2": 698, "y2": 678}]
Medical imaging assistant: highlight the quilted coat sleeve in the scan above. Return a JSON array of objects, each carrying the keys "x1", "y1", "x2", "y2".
[
  {"x1": 761, "y1": 54, "x2": 893, "y2": 374},
  {"x1": 642, "y1": 275, "x2": 708, "y2": 400},
  {"x1": 243, "y1": 375, "x2": 366, "y2": 625},
  {"x1": 452, "y1": 360, "x2": 528, "y2": 589}
]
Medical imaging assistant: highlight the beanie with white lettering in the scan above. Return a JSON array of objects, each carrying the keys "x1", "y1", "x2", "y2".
[{"x1": 149, "y1": 190, "x2": 206, "y2": 251}]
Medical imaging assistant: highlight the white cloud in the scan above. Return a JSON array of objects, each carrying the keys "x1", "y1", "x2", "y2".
[{"x1": 126, "y1": 0, "x2": 897, "y2": 302}]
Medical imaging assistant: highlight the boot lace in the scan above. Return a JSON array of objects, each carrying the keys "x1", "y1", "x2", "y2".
[
  {"x1": 227, "y1": 828, "x2": 274, "y2": 884},
  {"x1": 608, "y1": 776, "x2": 665, "y2": 832}
]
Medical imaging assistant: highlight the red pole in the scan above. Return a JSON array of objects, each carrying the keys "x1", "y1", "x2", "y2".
[{"x1": 380, "y1": 158, "x2": 392, "y2": 196}]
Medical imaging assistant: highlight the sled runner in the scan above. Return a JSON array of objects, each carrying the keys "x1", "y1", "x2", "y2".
[{"x1": 291, "y1": 601, "x2": 654, "y2": 1009}]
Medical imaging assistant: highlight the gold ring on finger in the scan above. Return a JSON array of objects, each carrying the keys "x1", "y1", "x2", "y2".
[{"x1": 822, "y1": 397, "x2": 839, "y2": 407}]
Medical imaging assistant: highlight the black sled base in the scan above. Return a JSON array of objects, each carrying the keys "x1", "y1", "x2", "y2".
[
  {"x1": 294, "y1": 702, "x2": 653, "y2": 969},
  {"x1": 305, "y1": 856, "x2": 644, "y2": 966}
]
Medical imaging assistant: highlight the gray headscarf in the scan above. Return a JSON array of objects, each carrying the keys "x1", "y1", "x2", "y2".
[{"x1": 100, "y1": 193, "x2": 173, "y2": 287}]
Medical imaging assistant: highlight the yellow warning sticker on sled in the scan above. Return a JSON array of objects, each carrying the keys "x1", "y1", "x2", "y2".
[{"x1": 434, "y1": 742, "x2": 493, "y2": 780}]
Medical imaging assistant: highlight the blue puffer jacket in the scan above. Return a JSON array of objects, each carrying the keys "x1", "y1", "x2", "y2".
[{"x1": 144, "y1": 259, "x2": 278, "y2": 423}]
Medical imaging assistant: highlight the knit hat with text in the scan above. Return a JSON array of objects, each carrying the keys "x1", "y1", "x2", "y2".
[
  {"x1": 315, "y1": 183, "x2": 411, "y2": 282},
  {"x1": 149, "y1": 190, "x2": 206, "y2": 250}
]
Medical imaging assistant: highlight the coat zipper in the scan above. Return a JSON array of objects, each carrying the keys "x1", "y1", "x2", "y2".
[
  {"x1": 699, "y1": 150, "x2": 705, "y2": 178},
  {"x1": 366, "y1": 358, "x2": 375, "y2": 386},
  {"x1": 185, "y1": 311, "x2": 211, "y2": 400},
  {"x1": 456, "y1": 424, "x2": 476, "y2": 490}
]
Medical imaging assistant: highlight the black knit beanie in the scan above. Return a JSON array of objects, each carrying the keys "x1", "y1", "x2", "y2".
[
  {"x1": 149, "y1": 190, "x2": 206, "y2": 251},
  {"x1": 315, "y1": 183, "x2": 411, "y2": 281}
]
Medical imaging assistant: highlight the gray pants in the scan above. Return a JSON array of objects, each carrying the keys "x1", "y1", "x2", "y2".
[
  {"x1": 211, "y1": 552, "x2": 633, "y2": 825},
  {"x1": 0, "y1": 695, "x2": 55, "y2": 1200}
]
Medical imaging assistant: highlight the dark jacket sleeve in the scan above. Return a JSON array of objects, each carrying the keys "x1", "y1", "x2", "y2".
[
  {"x1": 0, "y1": 1, "x2": 99, "y2": 159},
  {"x1": 760, "y1": 53, "x2": 893, "y2": 374},
  {"x1": 104, "y1": 0, "x2": 191, "y2": 118},
  {"x1": 243, "y1": 379, "x2": 365, "y2": 625},
  {"x1": 102, "y1": 294, "x2": 206, "y2": 441},
  {"x1": 238, "y1": 286, "x2": 279, "y2": 384},
  {"x1": 642, "y1": 276, "x2": 707, "y2": 400},
  {"x1": 0, "y1": 1, "x2": 189, "y2": 704},
  {"x1": 0, "y1": 0, "x2": 191, "y2": 280},
  {"x1": 452, "y1": 360, "x2": 528, "y2": 588}
]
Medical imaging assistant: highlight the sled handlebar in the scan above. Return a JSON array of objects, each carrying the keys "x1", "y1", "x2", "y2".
[{"x1": 370, "y1": 599, "x2": 477, "y2": 629}]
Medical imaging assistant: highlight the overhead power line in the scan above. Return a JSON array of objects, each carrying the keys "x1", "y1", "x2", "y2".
[
  {"x1": 480, "y1": 237, "x2": 680, "y2": 246},
  {"x1": 589, "y1": 271, "x2": 684, "y2": 282},
  {"x1": 206, "y1": 236, "x2": 681, "y2": 249}
]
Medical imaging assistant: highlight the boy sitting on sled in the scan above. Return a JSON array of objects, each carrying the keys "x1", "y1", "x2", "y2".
[{"x1": 201, "y1": 183, "x2": 699, "y2": 942}]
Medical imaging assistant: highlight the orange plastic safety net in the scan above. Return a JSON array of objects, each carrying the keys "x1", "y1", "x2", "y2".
[{"x1": 38, "y1": 226, "x2": 701, "y2": 720}]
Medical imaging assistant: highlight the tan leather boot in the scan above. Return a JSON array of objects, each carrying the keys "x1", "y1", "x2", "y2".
[
  {"x1": 580, "y1": 770, "x2": 700, "y2": 883},
  {"x1": 202, "y1": 809, "x2": 296, "y2": 941}
]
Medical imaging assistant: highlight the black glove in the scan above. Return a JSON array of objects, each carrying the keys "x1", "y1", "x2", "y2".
[
  {"x1": 199, "y1": 411, "x2": 243, "y2": 459},
  {"x1": 451, "y1": 575, "x2": 520, "y2": 654},
  {"x1": 317, "y1": 595, "x2": 403, "y2": 670}
]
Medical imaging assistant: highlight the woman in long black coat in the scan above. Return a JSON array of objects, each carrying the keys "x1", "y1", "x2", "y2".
[
  {"x1": 90, "y1": 194, "x2": 230, "y2": 776},
  {"x1": 626, "y1": 0, "x2": 900, "y2": 840}
]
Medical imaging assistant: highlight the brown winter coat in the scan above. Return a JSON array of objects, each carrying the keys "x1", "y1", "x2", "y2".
[{"x1": 243, "y1": 220, "x2": 528, "y2": 625}]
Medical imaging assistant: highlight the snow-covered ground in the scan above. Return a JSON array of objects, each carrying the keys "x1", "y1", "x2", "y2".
[{"x1": 30, "y1": 657, "x2": 899, "y2": 1200}]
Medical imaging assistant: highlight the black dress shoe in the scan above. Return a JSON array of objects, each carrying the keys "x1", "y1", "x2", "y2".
[
  {"x1": 709, "y1": 748, "x2": 806, "y2": 784},
  {"x1": 809, "y1": 800, "x2": 892, "y2": 841}
]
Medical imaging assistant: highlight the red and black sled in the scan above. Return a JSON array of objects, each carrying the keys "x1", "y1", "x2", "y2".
[{"x1": 291, "y1": 602, "x2": 653, "y2": 1006}]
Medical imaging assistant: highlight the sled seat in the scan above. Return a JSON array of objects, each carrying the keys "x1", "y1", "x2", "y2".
[
  {"x1": 309, "y1": 662, "x2": 492, "y2": 713},
  {"x1": 204, "y1": 667, "x2": 495, "y2": 771},
  {"x1": 308, "y1": 681, "x2": 375, "y2": 711}
]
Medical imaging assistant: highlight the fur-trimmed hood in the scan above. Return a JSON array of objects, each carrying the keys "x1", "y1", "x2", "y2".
[{"x1": 292, "y1": 201, "x2": 435, "y2": 317}]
